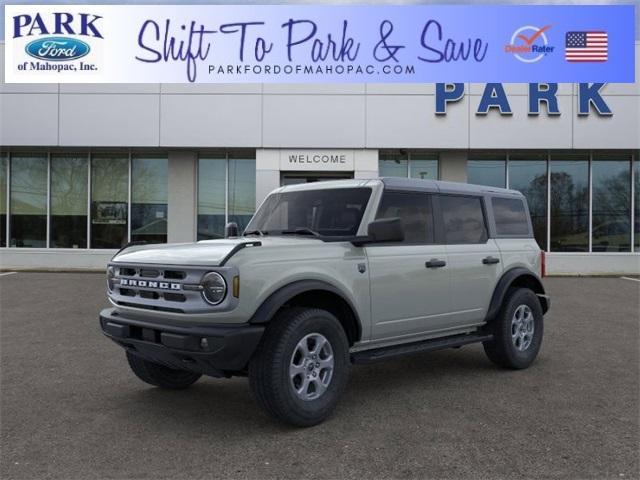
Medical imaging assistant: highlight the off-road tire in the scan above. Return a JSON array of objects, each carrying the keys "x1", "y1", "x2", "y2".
[
  {"x1": 483, "y1": 287, "x2": 544, "y2": 369},
  {"x1": 126, "y1": 351, "x2": 202, "y2": 389},
  {"x1": 249, "y1": 307, "x2": 351, "y2": 427}
]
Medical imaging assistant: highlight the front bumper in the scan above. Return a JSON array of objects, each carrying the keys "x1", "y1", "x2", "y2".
[{"x1": 100, "y1": 308, "x2": 264, "y2": 377}]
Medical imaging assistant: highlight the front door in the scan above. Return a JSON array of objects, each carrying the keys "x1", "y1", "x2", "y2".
[{"x1": 366, "y1": 191, "x2": 452, "y2": 342}]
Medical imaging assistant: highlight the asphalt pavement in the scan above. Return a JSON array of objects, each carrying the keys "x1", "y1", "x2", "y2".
[{"x1": 1, "y1": 273, "x2": 638, "y2": 480}]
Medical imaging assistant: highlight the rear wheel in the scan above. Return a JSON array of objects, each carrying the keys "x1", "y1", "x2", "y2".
[
  {"x1": 483, "y1": 288, "x2": 544, "y2": 369},
  {"x1": 249, "y1": 307, "x2": 350, "y2": 427},
  {"x1": 126, "y1": 351, "x2": 202, "y2": 389}
]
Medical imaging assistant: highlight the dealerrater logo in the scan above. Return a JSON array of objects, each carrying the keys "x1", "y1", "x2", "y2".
[
  {"x1": 12, "y1": 12, "x2": 103, "y2": 72},
  {"x1": 505, "y1": 25, "x2": 554, "y2": 63}
]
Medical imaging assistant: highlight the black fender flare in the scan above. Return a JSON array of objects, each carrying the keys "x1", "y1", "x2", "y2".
[
  {"x1": 485, "y1": 268, "x2": 549, "y2": 323},
  {"x1": 248, "y1": 279, "x2": 362, "y2": 340}
]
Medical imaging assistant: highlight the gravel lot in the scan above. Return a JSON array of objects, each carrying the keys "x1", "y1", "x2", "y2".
[{"x1": 1, "y1": 273, "x2": 638, "y2": 480}]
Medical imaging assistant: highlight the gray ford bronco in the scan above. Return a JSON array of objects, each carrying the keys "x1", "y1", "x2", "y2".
[{"x1": 100, "y1": 178, "x2": 550, "y2": 426}]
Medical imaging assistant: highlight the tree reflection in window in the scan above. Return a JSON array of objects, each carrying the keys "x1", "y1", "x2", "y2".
[
  {"x1": 131, "y1": 156, "x2": 168, "y2": 244},
  {"x1": 10, "y1": 155, "x2": 47, "y2": 248},
  {"x1": 549, "y1": 157, "x2": 589, "y2": 252},
  {"x1": 91, "y1": 155, "x2": 128, "y2": 249},
  {"x1": 508, "y1": 154, "x2": 548, "y2": 250},
  {"x1": 592, "y1": 155, "x2": 632, "y2": 252}
]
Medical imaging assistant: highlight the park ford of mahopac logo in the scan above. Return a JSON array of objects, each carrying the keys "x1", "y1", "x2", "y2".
[{"x1": 12, "y1": 12, "x2": 103, "y2": 73}]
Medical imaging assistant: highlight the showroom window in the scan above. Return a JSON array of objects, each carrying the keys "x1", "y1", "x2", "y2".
[
  {"x1": 508, "y1": 152, "x2": 548, "y2": 250},
  {"x1": 198, "y1": 150, "x2": 256, "y2": 240},
  {"x1": 228, "y1": 152, "x2": 257, "y2": 234},
  {"x1": 0, "y1": 154, "x2": 6, "y2": 247},
  {"x1": 91, "y1": 154, "x2": 129, "y2": 249},
  {"x1": 0, "y1": 151, "x2": 170, "y2": 249},
  {"x1": 50, "y1": 154, "x2": 88, "y2": 248},
  {"x1": 591, "y1": 153, "x2": 632, "y2": 252},
  {"x1": 379, "y1": 151, "x2": 438, "y2": 179},
  {"x1": 10, "y1": 154, "x2": 47, "y2": 248},
  {"x1": 464, "y1": 150, "x2": 637, "y2": 253},
  {"x1": 467, "y1": 153, "x2": 506, "y2": 188},
  {"x1": 131, "y1": 155, "x2": 168, "y2": 244},
  {"x1": 549, "y1": 154, "x2": 589, "y2": 252}
]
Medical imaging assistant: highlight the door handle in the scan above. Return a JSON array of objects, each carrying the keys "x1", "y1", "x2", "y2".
[
  {"x1": 482, "y1": 256, "x2": 500, "y2": 265},
  {"x1": 426, "y1": 259, "x2": 446, "y2": 268}
]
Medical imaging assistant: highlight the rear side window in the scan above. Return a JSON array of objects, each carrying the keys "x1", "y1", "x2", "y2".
[
  {"x1": 492, "y1": 197, "x2": 530, "y2": 236},
  {"x1": 376, "y1": 191, "x2": 434, "y2": 244},
  {"x1": 440, "y1": 195, "x2": 488, "y2": 244}
]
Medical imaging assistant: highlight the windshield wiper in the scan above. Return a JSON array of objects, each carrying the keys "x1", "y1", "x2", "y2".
[
  {"x1": 244, "y1": 229, "x2": 267, "y2": 236},
  {"x1": 281, "y1": 227, "x2": 322, "y2": 238}
]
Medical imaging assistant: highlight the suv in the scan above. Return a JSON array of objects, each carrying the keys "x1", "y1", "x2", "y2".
[{"x1": 100, "y1": 178, "x2": 550, "y2": 426}]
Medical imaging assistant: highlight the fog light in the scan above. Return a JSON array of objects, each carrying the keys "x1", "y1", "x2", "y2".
[{"x1": 200, "y1": 338, "x2": 209, "y2": 350}]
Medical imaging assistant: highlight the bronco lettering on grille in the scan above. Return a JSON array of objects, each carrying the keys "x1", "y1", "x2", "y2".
[{"x1": 120, "y1": 278, "x2": 181, "y2": 290}]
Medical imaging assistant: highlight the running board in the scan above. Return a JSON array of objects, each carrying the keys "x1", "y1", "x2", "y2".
[{"x1": 351, "y1": 333, "x2": 493, "y2": 365}]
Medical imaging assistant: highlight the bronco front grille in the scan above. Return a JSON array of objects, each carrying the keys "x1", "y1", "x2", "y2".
[
  {"x1": 109, "y1": 264, "x2": 202, "y2": 314},
  {"x1": 109, "y1": 262, "x2": 238, "y2": 315}
]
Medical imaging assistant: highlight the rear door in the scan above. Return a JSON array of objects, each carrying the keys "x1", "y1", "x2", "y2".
[
  {"x1": 490, "y1": 195, "x2": 541, "y2": 275},
  {"x1": 366, "y1": 190, "x2": 451, "y2": 341},
  {"x1": 438, "y1": 194, "x2": 503, "y2": 326}
]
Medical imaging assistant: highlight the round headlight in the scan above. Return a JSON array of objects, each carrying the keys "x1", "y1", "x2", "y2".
[
  {"x1": 201, "y1": 272, "x2": 227, "y2": 305},
  {"x1": 106, "y1": 266, "x2": 116, "y2": 292}
]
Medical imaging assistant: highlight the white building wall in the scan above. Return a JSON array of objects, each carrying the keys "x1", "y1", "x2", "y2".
[
  {"x1": 1, "y1": 42, "x2": 639, "y2": 150},
  {"x1": 167, "y1": 151, "x2": 197, "y2": 244},
  {"x1": 1, "y1": 41, "x2": 639, "y2": 273}
]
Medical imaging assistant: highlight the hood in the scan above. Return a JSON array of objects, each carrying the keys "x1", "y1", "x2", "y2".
[
  {"x1": 111, "y1": 237, "x2": 324, "y2": 266},
  {"x1": 112, "y1": 238, "x2": 253, "y2": 266}
]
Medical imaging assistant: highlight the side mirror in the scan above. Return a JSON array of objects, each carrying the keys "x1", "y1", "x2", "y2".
[
  {"x1": 364, "y1": 217, "x2": 404, "y2": 244},
  {"x1": 225, "y1": 222, "x2": 239, "y2": 238}
]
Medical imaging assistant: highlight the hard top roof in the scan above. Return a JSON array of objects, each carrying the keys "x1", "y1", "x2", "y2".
[{"x1": 276, "y1": 177, "x2": 523, "y2": 197}]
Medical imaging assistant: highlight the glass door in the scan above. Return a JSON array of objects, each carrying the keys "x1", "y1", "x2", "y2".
[{"x1": 281, "y1": 172, "x2": 353, "y2": 186}]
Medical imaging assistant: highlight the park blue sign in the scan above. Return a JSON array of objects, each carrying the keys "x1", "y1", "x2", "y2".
[
  {"x1": 4, "y1": 4, "x2": 635, "y2": 84},
  {"x1": 436, "y1": 83, "x2": 613, "y2": 116}
]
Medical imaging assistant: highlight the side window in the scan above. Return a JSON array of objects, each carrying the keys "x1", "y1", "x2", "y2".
[
  {"x1": 492, "y1": 197, "x2": 530, "y2": 236},
  {"x1": 376, "y1": 191, "x2": 434, "y2": 244},
  {"x1": 440, "y1": 195, "x2": 488, "y2": 244}
]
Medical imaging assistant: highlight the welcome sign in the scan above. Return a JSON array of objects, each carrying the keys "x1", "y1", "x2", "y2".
[{"x1": 3, "y1": 4, "x2": 636, "y2": 83}]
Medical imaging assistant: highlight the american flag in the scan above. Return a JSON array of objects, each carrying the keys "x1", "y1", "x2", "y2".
[{"x1": 565, "y1": 31, "x2": 608, "y2": 62}]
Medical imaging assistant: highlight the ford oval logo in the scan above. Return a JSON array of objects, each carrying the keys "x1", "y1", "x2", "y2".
[{"x1": 25, "y1": 37, "x2": 90, "y2": 62}]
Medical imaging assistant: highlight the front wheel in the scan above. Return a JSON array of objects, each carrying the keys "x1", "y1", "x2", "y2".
[
  {"x1": 249, "y1": 307, "x2": 350, "y2": 427},
  {"x1": 483, "y1": 288, "x2": 544, "y2": 369}
]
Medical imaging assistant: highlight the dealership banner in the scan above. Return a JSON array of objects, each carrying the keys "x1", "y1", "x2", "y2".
[{"x1": 3, "y1": 4, "x2": 636, "y2": 83}]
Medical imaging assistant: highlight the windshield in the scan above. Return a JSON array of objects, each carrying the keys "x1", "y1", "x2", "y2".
[{"x1": 245, "y1": 188, "x2": 372, "y2": 237}]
